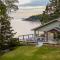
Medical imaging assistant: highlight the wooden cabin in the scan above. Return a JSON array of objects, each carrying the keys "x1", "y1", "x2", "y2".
[{"x1": 32, "y1": 18, "x2": 60, "y2": 44}]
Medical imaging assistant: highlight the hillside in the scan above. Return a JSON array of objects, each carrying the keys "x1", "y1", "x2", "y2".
[{"x1": 24, "y1": 14, "x2": 42, "y2": 21}]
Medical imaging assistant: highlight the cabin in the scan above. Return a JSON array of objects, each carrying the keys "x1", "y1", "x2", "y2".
[{"x1": 32, "y1": 18, "x2": 60, "y2": 44}]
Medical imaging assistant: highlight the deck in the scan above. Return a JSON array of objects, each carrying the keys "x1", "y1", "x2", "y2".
[{"x1": 18, "y1": 34, "x2": 37, "y2": 45}]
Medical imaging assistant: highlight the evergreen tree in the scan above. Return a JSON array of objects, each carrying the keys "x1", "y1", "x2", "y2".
[
  {"x1": 48, "y1": 0, "x2": 60, "y2": 14},
  {"x1": 40, "y1": 0, "x2": 60, "y2": 24},
  {"x1": 0, "y1": 0, "x2": 18, "y2": 53},
  {"x1": 2, "y1": 0, "x2": 18, "y2": 12}
]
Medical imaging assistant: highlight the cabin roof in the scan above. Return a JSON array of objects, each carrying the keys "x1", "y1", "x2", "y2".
[{"x1": 32, "y1": 18, "x2": 60, "y2": 31}]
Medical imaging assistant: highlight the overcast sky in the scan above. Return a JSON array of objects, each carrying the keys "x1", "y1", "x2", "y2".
[{"x1": 19, "y1": 0, "x2": 49, "y2": 6}]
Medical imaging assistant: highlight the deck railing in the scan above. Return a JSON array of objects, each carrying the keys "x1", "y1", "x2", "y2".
[{"x1": 18, "y1": 34, "x2": 37, "y2": 45}]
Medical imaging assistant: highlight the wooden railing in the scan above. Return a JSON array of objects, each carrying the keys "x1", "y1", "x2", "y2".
[
  {"x1": 18, "y1": 34, "x2": 37, "y2": 45},
  {"x1": 18, "y1": 34, "x2": 34, "y2": 40}
]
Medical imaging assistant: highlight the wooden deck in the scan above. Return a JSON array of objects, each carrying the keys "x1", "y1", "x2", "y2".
[
  {"x1": 18, "y1": 34, "x2": 34, "y2": 40},
  {"x1": 18, "y1": 34, "x2": 37, "y2": 45}
]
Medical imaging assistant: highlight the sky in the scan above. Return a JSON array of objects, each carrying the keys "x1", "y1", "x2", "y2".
[{"x1": 19, "y1": 0, "x2": 49, "y2": 6}]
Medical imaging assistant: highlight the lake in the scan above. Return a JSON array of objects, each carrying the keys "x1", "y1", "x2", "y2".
[{"x1": 10, "y1": 6, "x2": 46, "y2": 37}]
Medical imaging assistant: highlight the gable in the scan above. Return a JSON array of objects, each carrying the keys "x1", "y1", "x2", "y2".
[{"x1": 47, "y1": 27, "x2": 60, "y2": 32}]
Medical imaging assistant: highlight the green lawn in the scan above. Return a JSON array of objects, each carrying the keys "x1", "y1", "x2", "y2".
[{"x1": 0, "y1": 46, "x2": 60, "y2": 60}]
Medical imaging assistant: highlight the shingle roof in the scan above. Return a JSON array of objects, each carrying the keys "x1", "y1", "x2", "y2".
[{"x1": 32, "y1": 18, "x2": 60, "y2": 30}]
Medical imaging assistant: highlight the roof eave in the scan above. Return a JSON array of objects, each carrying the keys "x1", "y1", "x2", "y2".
[{"x1": 32, "y1": 19, "x2": 58, "y2": 31}]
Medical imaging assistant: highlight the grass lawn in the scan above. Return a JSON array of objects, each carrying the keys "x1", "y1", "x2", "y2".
[{"x1": 0, "y1": 46, "x2": 60, "y2": 60}]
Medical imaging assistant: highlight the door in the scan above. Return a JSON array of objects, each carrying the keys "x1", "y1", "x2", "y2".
[{"x1": 48, "y1": 32, "x2": 54, "y2": 43}]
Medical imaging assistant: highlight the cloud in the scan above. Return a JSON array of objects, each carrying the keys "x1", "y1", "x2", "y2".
[
  {"x1": 19, "y1": 0, "x2": 49, "y2": 6},
  {"x1": 19, "y1": 0, "x2": 31, "y2": 5}
]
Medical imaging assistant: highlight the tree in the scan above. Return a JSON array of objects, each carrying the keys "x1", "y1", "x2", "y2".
[
  {"x1": 40, "y1": 0, "x2": 60, "y2": 24},
  {"x1": 0, "y1": 0, "x2": 18, "y2": 53},
  {"x1": 48, "y1": 0, "x2": 60, "y2": 13},
  {"x1": 40, "y1": 11, "x2": 50, "y2": 25},
  {"x1": 1, "y1": 0, "x2": 18, "y2": 12}
]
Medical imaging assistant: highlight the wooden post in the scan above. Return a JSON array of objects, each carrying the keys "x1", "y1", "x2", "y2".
[
  {"x1": 23, "y1": 35, "x2": 24, "y2": 40},
  {"x1": 34, "y1": 30, "x2": 37, "y2": 43},
  {"x1": 28, "y1": 35, "x2": 29, "y2": 40},
  {"x1": 32, "y1": 34, "x2": 33, "y2": 38},
  {"x1": 38, "y1": 31, "x2": 39, "y2": 37},
  {"x1": 34, "y1": 31, "x2": 36, "y2": 38},
  {"x1": 44, "y1": 31, "x2": 48, "y2": 42}
]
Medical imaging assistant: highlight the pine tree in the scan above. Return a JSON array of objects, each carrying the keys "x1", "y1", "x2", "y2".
[
  {"x1": 40, "y1": 0, "x2": 60, "y2": 24},
  {"x1": 2, "y1": 0, "x2": 18, "y2": 12},
  {"x1": 0, "y1": 0, "x2": 18, "y2": 53}
]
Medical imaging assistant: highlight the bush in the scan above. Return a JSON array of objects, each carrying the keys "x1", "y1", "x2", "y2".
[{"x1": 9, "y1": 38, "x2": 20, "y2": 50}]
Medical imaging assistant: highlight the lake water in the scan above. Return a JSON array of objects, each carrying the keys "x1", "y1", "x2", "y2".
[{"x1": 10, "y1": 6, "x2": 46, "y2": 37}]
